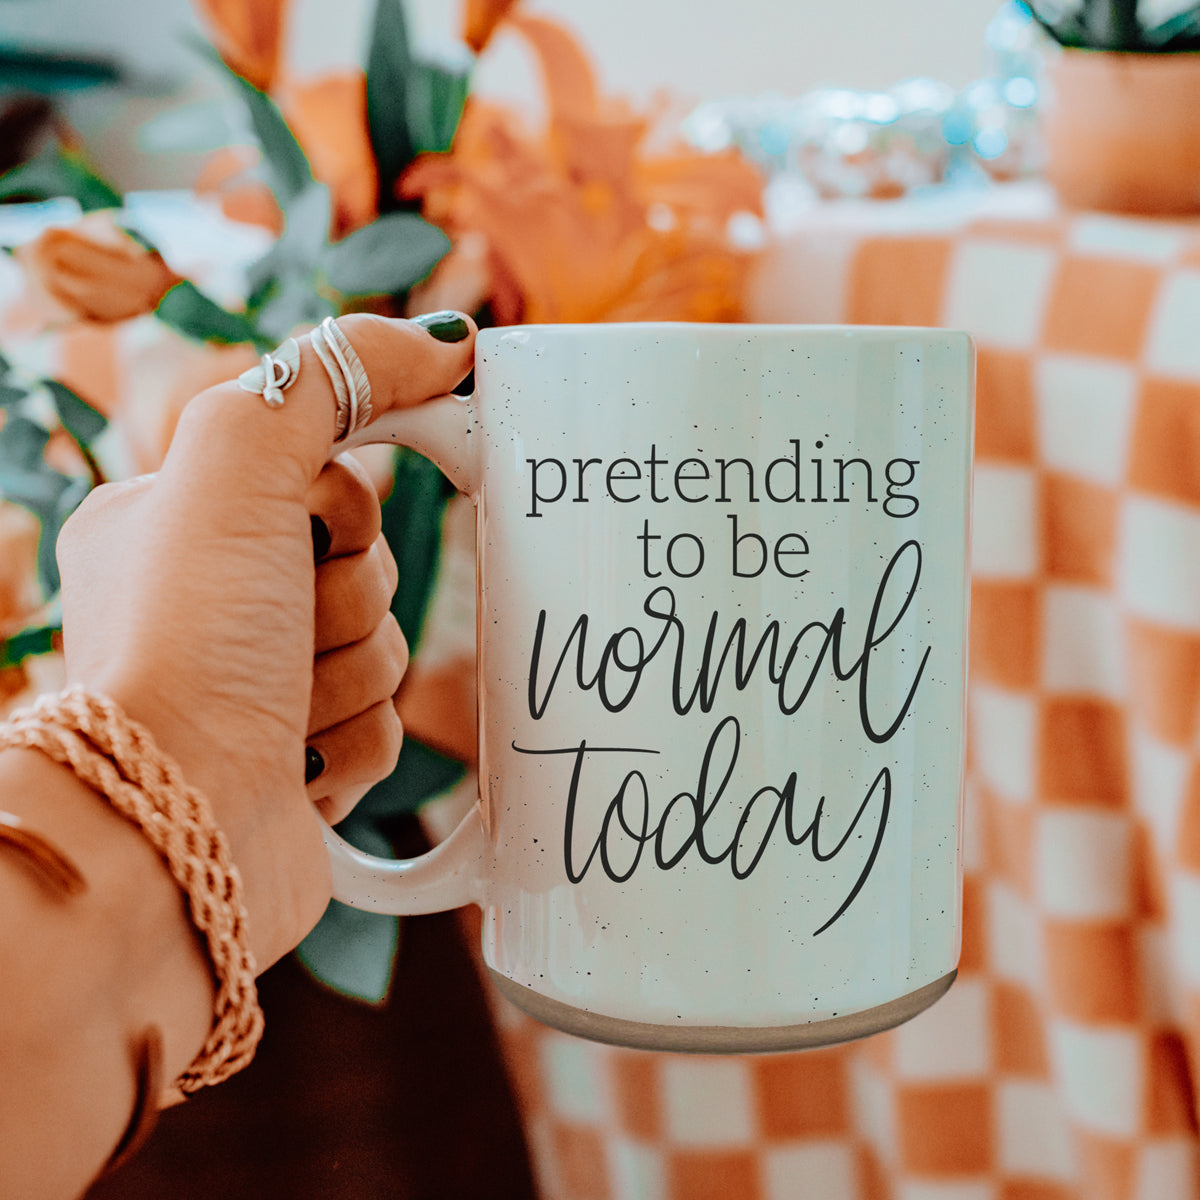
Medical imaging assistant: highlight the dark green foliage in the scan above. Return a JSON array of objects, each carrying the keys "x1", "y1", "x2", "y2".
[{"x1": 1026, "y1": 0, "x2": 1200, "y2": 51}]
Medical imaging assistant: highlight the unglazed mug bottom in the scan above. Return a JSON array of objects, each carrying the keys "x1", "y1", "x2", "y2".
[{"x1": 488, "y1": 968, "x2": 958, "y2": 1053}]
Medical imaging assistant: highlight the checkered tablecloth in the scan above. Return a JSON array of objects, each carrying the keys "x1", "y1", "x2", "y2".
[{"x1": 483, "y1": 194, "x2": 1200, "y2": 1200}]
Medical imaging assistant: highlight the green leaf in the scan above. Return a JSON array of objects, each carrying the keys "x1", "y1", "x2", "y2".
[
  {"x1": 0, "y1": 47, "x2": 122, "y2": 94},
  {"x1": 0, "y1": 412, "x2": 86, "y2": 598},
  {"x1": 296, "y1": 811, "x2": 401, "y2": 1003},
  {"x1": 0, "y1": 413, "x2": 51, "y2": 475},
  {"x1": 37, "y1": 475, "x2": 90, "y2": 596},
  {"x1": 320, "y1": 211, "x2": 450, "y2": 296},
  {"x1": 188, "y1": 36, "x2": 313, "y2": 208},
  {"x1": 406, "y1": 60, "x2": 470, "y2": 155},
  {"x1": 43, "y1": 380, "x2": 106, "y2": 447},
  {"x1": 295, "y1": 897, "x2": 400, "y2": 1005},
  {"x1": 246, "y1": 183, "x2": 331, "y2": 296},
  {"x1": 156, "y1": 280, "x2": 261, "y2": 347},
  {"x1": 382, "y1": 446, "x2": 453, "y2": 650},
  {"x1": 363, "y1": 736, "x2": 468, "y2": 823},
  {"x1": 1144, "y1": 6, "x2": 1200, "y2": 49},
  {"x1": 234, "y1": 77, "x2": 311, "y2": 206},
  {"x1": 0, "y1": 143, "x2": 122, "y2": 211},
  {"x1": 366, "y1": 0, "x2": 418, "y2": 211},
  {"x1": 0, "y1": 623, "x2": 60, "y2": 670},
  {"x1": 253, "y1": 277, "x2": 337, "y2": 344},
  {"x1": 1085, "y1": 0, "x2": 1141, "y2": 50},
  {"x1": 294, "y1": 736, "x2": 466, "y2": 1003},
  {"x1": 0, "y1": 385, "x2": 26, "y2": 409}
]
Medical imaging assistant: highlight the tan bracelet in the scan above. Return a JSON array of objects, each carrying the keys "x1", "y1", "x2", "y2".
[{"x1": 0, "y1": 686, "x2": 264, "y2": 1094}]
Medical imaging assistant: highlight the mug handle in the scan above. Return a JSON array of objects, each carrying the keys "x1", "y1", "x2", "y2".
[{"x1": 321, "y1": 395, "x2": 488, "y2": 914}]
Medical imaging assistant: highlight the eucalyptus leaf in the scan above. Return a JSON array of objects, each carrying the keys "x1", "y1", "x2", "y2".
[
  {"x1": 246, "y1": 183, "x2": 332, "y2": 296},
  {"x1": 1082, "y1": 0, "x2": 1140, "y2": 49},
  {"x1": 1026, "y1": 0, "x2": 1200, "y2": 49},
  {"x1": 320, "y1": 212, "x2": 450, "y2": 296},
  {"x1": 0, "y1": 144, "x2": 122, "y2": 211},
  {"x1": 1143, "y1": 5, "x2": 1200, "y2": 49},
  {"x1": 156, "y1": 280, "x2": 260, "y2": 347},
  {"x1": 0, "y1": 47, "x2": 122, "y2": 94},
  {"x1": 0, "y1": 413, "x2": 51, "y2": 475},
  {"x1": 43, "y1": 380, "x2": 106, "y2": 447},
  {"x1": 0, "y1": 385, "x2": 26, "y2": 409},
  {"x1": 295, "y1": 899, "x2": 400, "y2": 1005},
  {"x1": 36, "y1": 475, "x2": 91, "y2": 596},
  {"x1": 252, "y1": 278, "x2": 336, "y2": 344},
  {"x1": 366, "y1": 0, "x2": 417, "y2": 211},
  {"x1": 360, "y1": 735, "x2": 467, "y2": 823},
  {"x1": 294, "y1": 731, "x2": 465, "y2": 1002},
  {"x1": 211, "y1": 59, "x2": 312, "y2": 206},
  {"x1": 406, "y1": 60, "x2": 470, "y2": 156},
  {"x1": 296, "y1": 811, "x2": 401, "y2": 1003},
  {"x1": 382, "y1": 446, "x2": 454, "y2": 650},
  {"x1": 293, "y1": 735, "x2": 465, "y2": 1001},
  {"x1": 0, "y1": 466, "x2": 69, "y2": 518},
  {"x1": 0, "y1": 415, "x2": 79, "y2": 599},
  {"x1": 0, "y1": 623, "x2": 60, "y2": 670}
]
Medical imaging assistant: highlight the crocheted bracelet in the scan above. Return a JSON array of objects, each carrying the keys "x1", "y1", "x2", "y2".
[{"x1": 0, "y1": 686, "x2": 264, "y2": 1094}]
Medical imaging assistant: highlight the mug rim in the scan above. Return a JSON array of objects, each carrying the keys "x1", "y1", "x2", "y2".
[{"x1": 476, "y1": 322, "x2": 972, "y2": 347}]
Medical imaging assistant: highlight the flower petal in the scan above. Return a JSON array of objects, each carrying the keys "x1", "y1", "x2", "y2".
[
  {"x1": 193, "y1": 0, "x2": 289, "y2": 91},
  {"x1": 461, "y1": 0, "x2": 521, "y2": 54}
]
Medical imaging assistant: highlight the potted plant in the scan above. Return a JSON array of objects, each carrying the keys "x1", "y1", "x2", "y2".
[{"x1": 1028, "y1": 0, "x2": 1200, "y2": 213}]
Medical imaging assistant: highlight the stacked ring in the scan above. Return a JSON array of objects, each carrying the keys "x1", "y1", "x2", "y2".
[
  {"x1": 311, "y1": 317, "x2": 373, "y2": 441},
  {"x1": 237, "y1": 318, "x2": 374, "y2": 443},
  {"x1": 237, "y1": 338, "x2": 301, "y2": 408}
]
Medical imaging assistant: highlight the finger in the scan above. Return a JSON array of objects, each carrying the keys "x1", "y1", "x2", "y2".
[
  {"x1": 306, "y1": 697, "x2": 404, "y2": 818},
  {"x1": 163, "y1": 312, "x2": 476, "y2": 502},
  {"x1": 313, "y1": 781, "x2": 372, "y2": 829},
  {"x1": 306, "y1": 453, "x2": 382, "y2": 561},
  {"x1": 313, "y1": 536, "x2": 398, "y2": 653},
  {"x1": 341, "y1": 311, "x2": 476, "y2": 416},
  {"x1": 308, "y1": 616, "x2": 408, "y2": 736}
]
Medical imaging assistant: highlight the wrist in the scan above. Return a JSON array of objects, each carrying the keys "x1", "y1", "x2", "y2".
[
  {"x1": 88, "y1": 668, "x2": 332, "y2": 971},
  {"x1": 0, "y1": 745, "x2": 215, "y2": 1080}
]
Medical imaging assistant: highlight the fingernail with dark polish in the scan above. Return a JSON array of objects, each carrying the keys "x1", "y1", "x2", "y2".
[
  {"x1": 305, "y1": 746, "x2": 325, "y2": 784},
  {"x1": 452, "y1": 368, "x2": 475, "y2": 397},
  {"x1": 413, "y1": 311, "x2": 470, "y2": 343},
  {"x1": 310, "y1": 514, "x2": 331, "y2": 562}
]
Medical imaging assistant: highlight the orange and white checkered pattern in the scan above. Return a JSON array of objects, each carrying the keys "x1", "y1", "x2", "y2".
[{"x1": 480, "y1": 207, "x2": 1200, "y2": 1199}]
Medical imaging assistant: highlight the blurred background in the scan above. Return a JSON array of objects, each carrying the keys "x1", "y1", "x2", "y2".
[{"x1": 3, "y1": 0, "x2": 1002, "y2": 188}]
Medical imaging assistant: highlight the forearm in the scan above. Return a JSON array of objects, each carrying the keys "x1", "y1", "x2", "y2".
[{"x1": 0, "y1": 746, "x2": 214, "y2": 1200}]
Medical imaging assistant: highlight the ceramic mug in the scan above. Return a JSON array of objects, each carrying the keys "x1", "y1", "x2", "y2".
[{"x1": 332, "y1": 323, "x2": 975, "y2": 1052}]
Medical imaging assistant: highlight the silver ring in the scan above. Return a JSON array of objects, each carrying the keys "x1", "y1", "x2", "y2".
[
  {"x1": 311, "y1": 317, "x2": 372, "y2": 441},
  {"x1": 237, "y1": 338, "x2": 301, "y2": 408}
]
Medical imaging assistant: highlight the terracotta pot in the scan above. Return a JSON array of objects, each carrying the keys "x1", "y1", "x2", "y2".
[{"x1": 1041, "y1": 49, "x2": 1200, "y2": 214}]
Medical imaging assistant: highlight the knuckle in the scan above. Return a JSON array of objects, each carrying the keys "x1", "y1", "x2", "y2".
[
  {"x1": 384, "y1": 615, "x2": 409, "y2": 680},
  {"x1": 369, "y1": 536, "x2": 399, "y2": 601},
  {"x1": 370, "y1": 701, "x2": 404, "y2": 775}
]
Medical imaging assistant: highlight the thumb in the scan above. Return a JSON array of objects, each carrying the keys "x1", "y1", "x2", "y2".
[{"x1": 158, "y1": 312, "x2": 477, "y2": 506}]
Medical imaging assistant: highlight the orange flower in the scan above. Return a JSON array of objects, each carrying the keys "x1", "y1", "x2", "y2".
[
  {"x1": 15, "y1": 213, "x2": 181, "y2": 326},
  {"x1": 401, "y1": 13, "x2": 763, "y2": 324},
  {"x1": 280, "y1": 72, "x2": 378, "y2": 236},
  {"x1": 462, "y1": 0, "x2": 522, "y2": 54},
  {"x1": 0, "y1": 501, "x2": 42, "y2": 634},
  {"x1": 193, "y1": 0, "x2": 288, "y2": 91}
]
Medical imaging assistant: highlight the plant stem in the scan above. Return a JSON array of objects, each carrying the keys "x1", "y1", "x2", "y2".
[{"x1": 77, "y1": 442, "x2": 105, "y2": 491}]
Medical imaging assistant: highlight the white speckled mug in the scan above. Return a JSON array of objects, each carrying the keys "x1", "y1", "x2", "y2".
[{"x1": 331, "y1": 323, "x2": 975, "y2": 1051}]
